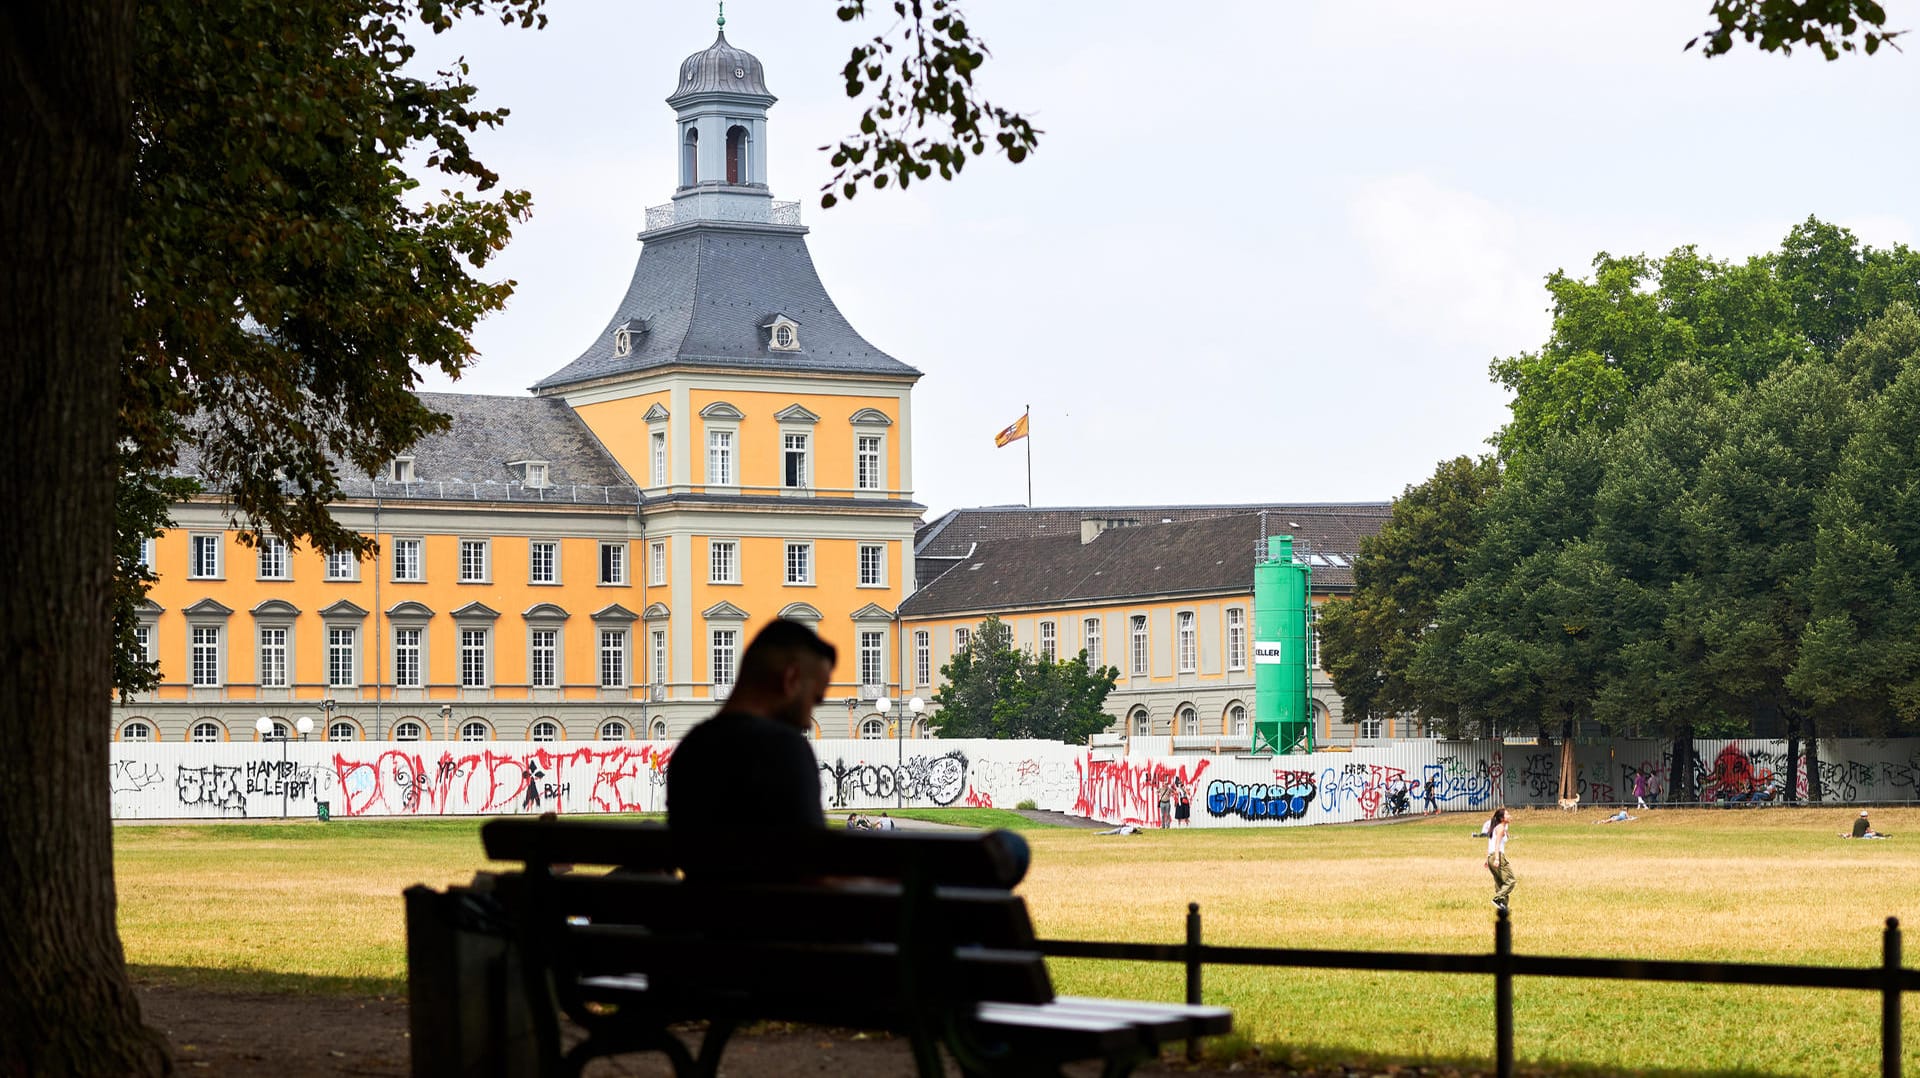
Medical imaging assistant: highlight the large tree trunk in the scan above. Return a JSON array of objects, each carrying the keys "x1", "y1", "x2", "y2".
[
  {"x1": 1668, "y1": 726, "x2": 1693, "y2": 803},
  {"x1": 0, "y1": 3, "x2": 169, "y2": 1074},
  {"x1": 1804, "y1": 713, "x2": 1822, "y2": 803},
  {"x1": 1784, "y1": 709, "x2": 1801, "y2": 805}
]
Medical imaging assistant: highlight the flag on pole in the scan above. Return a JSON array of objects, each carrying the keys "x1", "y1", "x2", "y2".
[{"x1": 993, "y1": 412, "x2": 1029, "y2": 448}]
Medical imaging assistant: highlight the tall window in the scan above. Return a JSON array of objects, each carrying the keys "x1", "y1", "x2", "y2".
[
  {"x1": 649, "y1": 540, "x2": 666, "y2": 586},
  {"x1": 530, "y1": 629, "x2": 557, "y2": 688},
  {"x1": 1084, "y1": 617, "x2": 1103, "y2": 670},
  {"x1": 681, "y1": 127, "x2": 698, "y2": 185},
  {"x1": 1229, "y1": 704, "x2": 1248, "y2": 736},
  {"x1": 257, "y1": 536, "x2": 288, "y2": 579},
  {"x1": 783, "y1": 432, "x2": 808, "y2": 487},
  {"x1": 529, "y1": 540, "x2": 557, "y2": 584},
  {"x1": 914, "y1": 630, "x2": 931, "y2": 687},
  {"x1": 859, "y1": 630, "x2": 884, "y2": 687},
  {"x1": 707, "y1": 429, "x2": 734, "y2": 486},
  {"x1": 1178, "y1": 706, "x2": 1196, "y2": 735},
  {"x1": 327, "y1": 627, "x2": 357, "y2": 688},
  {"x1": 711, "y1": 629, "x2": 737, "y2": 686},
  {"x1": 1130, "y1": 616, "x2": 1148, "y2": 676},
  {"x1": 191, "y1": 627, "x2": 220, "y2": 686},
  {"x1": 856, "y1": 435, "x2": 882, "y2": 490},
  {"x1": 393, "y1": 628, "x2": 422, "y2": 688},
  {"x1": 600, "y1": 542, "x2": 627, "y2": 585},
  {"x1": 725, "y1": 124, "x2": 748, "y2": 183},
  {"x1": 1039, "y1": 621, "x2": 1057, "y2": 663},
  {"x1": 460, "y1": 629, "x2": 489, "y2": 688},
  {"x1": 189, "y1": 534, "x2": 221, "y2": 578},
  {"x1": 954, "y1": 626, "x2": 971, "y2": 653},
  {"x1": 1131, "y1": 710, "x2": 1149, "y2": 737},
  {"x1": 710, "y1": 539, "x2": 738, "y2": 584},
  {"x1": 651, "y1": 430, "x2": 668, "y2": 486},
  {"x1": 459, "y1": 539, "x2": 489, "y2": 582},
  {"x1": 138, "y1": 537, "x2": 155, "y2": 571},
  {"x1": 785, "y1": 541, "x2": 812, "y2": 585},
  {"x1": 393, "y1": 537, "x2": 423, "y2": 582},
  {"x1": 1227, "y1": 608, "x2": 1247, "y2": 671},
  {"x1": 325, "y1": 549, "x2": 356, "y2": 580},
  {"x1": 1177, "y1": 612, "x2": 1196, "y2": 673},
  {"x1": 651, "y1": 629, "x2": 668, "y2": 688},
  {"x1": 858, "y1": 544, "x2": 885, "y2": 586},
  {"x1": 599, "y1": 630, "x2": 627, "y2": 688},
  {"x1": 258, "y1": 628, "x2": 287, "y2": 688},
  {"x1": 134, "y1": 624, "x2": 154, "y2": 665}
]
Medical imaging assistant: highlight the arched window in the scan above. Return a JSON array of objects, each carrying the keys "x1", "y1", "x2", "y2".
[
  {"x1": 600, "y1": 720, "x2": 628, "y2": 741},
  {"x1": 681, "y1": 127, "x2": 699, "y2": 185},
  {"x1": 259, "y1": 719, "x2": 290, "y2": 741},
  {"x1": 460, "y1": 721, "x2": 490, "y2": 742},
  {"x1": 531, "y1": 720, "x2": 559, "y2": 742},
  {"x1": 1177, "y1": 706, "x2": 1196, "y2": 736},
  {"x1": 1227, "y1": 704, "x2": 1248, "y2": 737},
  {"x1": 191, "y1": 720, "x2": 222, "y2": 743},
  {"x1": 328, "y1": 721, "x2": 358, "y2": 742},
  {"x1": 725, "y1": 125, "x2": 748, "y2": 184},
  {"x1": 1130, "y1": 708, "x2": 1150, "y2": 737},
  {"x1": 650, "y1": 718, "x2": 669, "y2": 740},
  {"x1": 860, "y1": 718, "x2": 886, "y2": 739},
  {"x1": 393, "y1": 721, "x2": 424, "y2": 741},
  {"x1": 121, "y1": 720, "x2": 153, "y2": 742}
]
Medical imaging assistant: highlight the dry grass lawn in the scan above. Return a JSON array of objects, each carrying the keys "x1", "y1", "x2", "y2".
[{"x1": 115, "y1": 806, "x2": 1920, "y2": 1075}]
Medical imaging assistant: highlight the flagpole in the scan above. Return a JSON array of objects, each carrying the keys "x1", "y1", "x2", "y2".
[{"x1": 1025, "y1": 404, "x2": 1032, "y2": 507}]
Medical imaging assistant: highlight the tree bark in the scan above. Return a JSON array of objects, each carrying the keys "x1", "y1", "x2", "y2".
[
  {"x1": 1783, "y1": 710, "x2": 1801, "y2": 805},
  {"x1": 0, "y1": 2, "x2": 170, "y2": 1073},
  {"x1": 1804, "y1": 712, "x2": 1823, "y2": 803},
  {"x1": 1668, "y1": 726, "x2": 1693, "y2": 803}
]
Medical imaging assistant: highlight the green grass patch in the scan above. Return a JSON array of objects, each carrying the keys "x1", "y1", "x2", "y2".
[
  {"x1": 839, "y1": 806, "x2": 1060, "y2": 830},
  {"x1": 115, "y1": 806, "x2": 1920, "y2": 1074}
]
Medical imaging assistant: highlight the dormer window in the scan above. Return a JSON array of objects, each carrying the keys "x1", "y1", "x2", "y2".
[
  {"x1": 389, "y1": 456, "x2": 415, "y2": 483},
  {"x1": 511, "y1": 460, "x2": 551, "y2": 489},
  {"x1": 611, "y1": 318, "x2": 645, "y2": 358},
  {"x1": 762, "y1": 314, "x2": 801, "y2": 352}
]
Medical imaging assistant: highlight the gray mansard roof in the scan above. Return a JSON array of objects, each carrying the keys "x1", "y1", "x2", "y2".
[
  {"x1": 915, "y1": 503, "x2": 1390, "y2": 570},
  {"x1": 532, "y1": 224, "x2": 920, "y2": 392}
]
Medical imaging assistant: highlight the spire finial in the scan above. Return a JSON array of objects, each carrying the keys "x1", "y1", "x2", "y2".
[{"x1": 717, "y1": 2, "x2": 725, "y2": 32}]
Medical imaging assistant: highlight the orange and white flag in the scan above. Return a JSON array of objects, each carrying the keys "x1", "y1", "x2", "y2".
[{"x1": 994, "y1": 412, "x2": 1029, "y2": 448}]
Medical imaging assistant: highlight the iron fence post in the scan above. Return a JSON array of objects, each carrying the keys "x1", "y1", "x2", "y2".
[
  {"x1": 1884, "y1": 916, "x2": 1902, "y2": 1078},
  {"x1": 1495, "y1": 908, "x2": 1513, "y2": 1078},
  {"x1": 1187, "y1": 902, "x2": 1203, "y2": 1063}
]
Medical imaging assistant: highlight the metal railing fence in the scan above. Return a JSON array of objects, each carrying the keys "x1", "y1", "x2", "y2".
[{"x1": 1038, "y1": 906, "x2": 1910, "y2": 1077}]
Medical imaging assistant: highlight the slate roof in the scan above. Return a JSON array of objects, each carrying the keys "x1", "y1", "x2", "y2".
[
  {"x1": 173, "y1": 392, "x2": 639, "y2": 505},
  {"x1": 900, "y1": 511, "x2": 1381, "y2": 618},
  {"x1": 532, "y1": 226, "x2": 920, "y2": 392},
  {"x1": 914, "y1": 503, "x2": 1391, "y2": 564}
]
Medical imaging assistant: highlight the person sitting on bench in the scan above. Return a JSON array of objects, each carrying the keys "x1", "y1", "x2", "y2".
[{"x1": 667, "y1": 619, "x2": 836, "y2": 839}]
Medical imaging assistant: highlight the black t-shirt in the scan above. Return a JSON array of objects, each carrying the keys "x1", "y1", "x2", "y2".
[{"x1": 667, "y1": 711, "x2": 825, "y2": 835}]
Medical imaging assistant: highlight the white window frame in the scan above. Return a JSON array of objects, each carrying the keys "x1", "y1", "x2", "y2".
[
  {"x1": 530, "y1": 628, "x2": 558, "y2": 689},
  {"x1": 1227, "y1": 607, "x2": 1247, "y2": 671},
  {"x1": 523, "y1": 461, "x2": 549, "y2": 489},
  {"x1": 138, "y1": 537, "x2": 156, "y2": 571},
  {"x1": 709, "y1": 539, "x2": 739, "y2": 584},
  {"x1": 393, "y1": 720, "x2": 424, "y2": 742},
  {"x1": 256, "y1": 535, "x2": 289, "y2": 580},
  {"x1": 859, "y1": 629, "x2": 884, "y2": 687},
  {"x1": 782, "y1": 431, "x2": 810, "y2": 489},
  {"x1": 189, "y1": 533, "x2": 222, "y2": 580},
  {"x1": 1177, "y1": 611, "x2": 1197, "y2": 674},
  {"x1": 530, "y1": 720, "x2": 559, "y2": 743},
  {"x1": 121, "y1": 721, "x2": 154, "y2": 742},
  {"x1": 327, "y1": 626, "x2": 358, "y2": 689},
  {"x1": 134, "y1": 623, "x2": 155, "y2": 667},
  {"x1": 191, "y1": 721, "x2": 222, "y2": 743},
  {"x1": 600, "y1": 720, "x2": 628, "y2": 741},
  {"x1": 649, "y1": 540, "x2": 666, "y2": 586},
  {"x1": 785, "y1": 541, "x2": 813, "y2": 585},
  {"x1": 393, "y1": 627, "x2": 423, "y2": 689},
  {"x1": 650, "y1": 429, "x2": 668, "y2": 487},
  {"x1": 529, "y1": 539, "x2": 558, "y2": 585},
  {"x1": 706, "y1": 428, "x2": 735, "y2": 487},
  {"x1": 1130, "y1": 616, "x2": 1149, "y2": 677},
  {"x1": 392, "y1": 537, "x2": 424, "y2": 583},
  {"x1": 459, "y1": 539, "x2": 490, "y2": 583},
  {"x1": 461, "y1": 720, "x2": 490, "y2": 742},
  {"x1": 1359, "y1": 716, "x2": 1384, "y2": 740},
  {"x1": 460, "y1": 628, "x2": 490, "y2": 688},
  {"x1": 1039, "y1": 620, "x2": 1057, "y2": 663},
  {"x1": 325, "y1": 549, "x2": 358, "y2": 581},
  {"x1": 914, "y1": 630, "x2": 930, "y2": 687},
  {"x1": 861, "y1": 717, "x2": 886, "y2": 739},
  {"x1": 190, "y1": 626, "x2": 221, "y2": 687},
  {"x1": 1131, "y1": 710, "x2": 1150, "y2": 737},
  {"x1": 711, "y1": 628, "x2": 738, "y2": 687},
  {"x1": 858, "y1": 543, "x2": 886, "y2": 587},
  {"x1": 1178, "y1": 706, "x2": 1196, "y2": 736},
  {"x1": 599, "y1": 629, "x2": 628, "y2": 689},
  {"x1": 856, "y1": 434, "x2": 883, "y2": 491},
  {"x1": 599, "y1": 541, "x2": 628, "y2": 586},
  {"x1": 1084, "y1": 617, "x2": 1103, "y2": 670},
  {"x1": 954, "y1": 626, "x2": 971, "y2": 653},
  {"x1": 1229, "y1": 704, "x2": 1248, "y2": 736},
  {"x1": 258, "y1": 627, "x2": 288, "y2": 689},
  {"x1": 651, "y1": 628, "x2": 668, "y2": 689},
  {"x1": 328, "y1": 721, "x2": 358, "y2": 742}
]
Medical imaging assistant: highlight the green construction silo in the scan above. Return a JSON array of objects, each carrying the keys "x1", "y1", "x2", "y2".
[{"x1": 1251, "y1": 535, "x2": 1313, "y2": 754}]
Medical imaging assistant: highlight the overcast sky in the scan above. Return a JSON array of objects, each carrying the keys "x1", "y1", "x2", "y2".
[{"x1": 407, "y1": 1, "x2": 1917, "y2": 517}]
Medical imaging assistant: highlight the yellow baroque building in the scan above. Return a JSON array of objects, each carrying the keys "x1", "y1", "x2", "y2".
[{"x1": 114, "y1": 29, "x2": 923, "y2": 745}]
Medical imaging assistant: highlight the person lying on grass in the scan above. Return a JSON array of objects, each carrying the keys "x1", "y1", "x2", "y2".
[{"x1": 1596, "y1": 809, "x2": 1636, "y2": 824}]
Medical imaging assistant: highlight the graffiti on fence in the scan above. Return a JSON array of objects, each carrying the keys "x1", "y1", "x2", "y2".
[
  {"x1": 819, "y1": 751, "x2": 969, "y2": 808},
  {"x1": 1073, "y1": 755, "x2": 1211, "y2": 827},
  {"x1": 1206, "y1": 771, "x2": 1316, "y2": 821}
]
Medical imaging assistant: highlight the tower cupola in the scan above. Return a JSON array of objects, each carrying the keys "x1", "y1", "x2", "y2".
[{"x1": 662, "y1": 8, "x2": 780, "y2": 226}]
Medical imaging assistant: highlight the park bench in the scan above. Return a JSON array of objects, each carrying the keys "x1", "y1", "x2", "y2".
[{"x1": 438, "y1": 816, "x2": 1230, "y2": 1078}]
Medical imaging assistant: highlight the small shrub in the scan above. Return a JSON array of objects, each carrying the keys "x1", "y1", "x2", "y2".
[{"x1": 1016, "y1": 799, "x2": 1038, "y2": 811}]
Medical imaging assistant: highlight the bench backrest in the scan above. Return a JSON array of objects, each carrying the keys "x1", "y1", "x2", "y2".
[{"x1": 480, "y1": 818, "x2": 1053, "y2": 1032}]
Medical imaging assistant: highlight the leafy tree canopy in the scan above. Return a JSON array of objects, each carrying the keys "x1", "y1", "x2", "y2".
[
  {"x1": 929, "y1": 616, "x2": 1120, "y2": 742},
  {"x1": 1689, "y1": 0, "x2": 1904, "y2": 58}
]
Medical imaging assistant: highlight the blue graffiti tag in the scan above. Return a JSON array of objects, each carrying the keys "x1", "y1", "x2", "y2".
[{"x1": 1206, "y1": 776, "x2": 1316, "y2": 822}]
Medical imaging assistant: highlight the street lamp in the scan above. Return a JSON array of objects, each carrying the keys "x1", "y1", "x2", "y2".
[
  {"x1": 255, "y1": 715, "x2": 314, "y2": 819},
  {"x1": 320, "y1": 697, "x2": 337, "y2": 740}
]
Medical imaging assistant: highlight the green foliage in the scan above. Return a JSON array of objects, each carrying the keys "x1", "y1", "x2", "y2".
[
  {"x1": 1688, "y1": 0, "x2": 1904, "y2": 58},
  {"x1": 113, "y1": 451, "x2": 197, "y2": 699},
  {"x1": 1317, "y1": 455, "x2": 1499, "y2": 728},
  {"x1": 822, "y1": 1, "x2": 1039, "y2": 207},
  {"x1": 930, "y1": 616, "x2": 1120, "y2": 742},
  {"x1": 111, "y1": 0, "x2": 544, "y2": 691}
]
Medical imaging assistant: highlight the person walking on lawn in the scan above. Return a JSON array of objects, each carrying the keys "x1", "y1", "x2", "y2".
[{"x1": 1486, "y1": 807, "x2": 1516, "y2": 913}]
